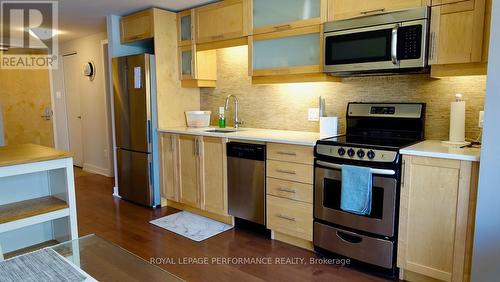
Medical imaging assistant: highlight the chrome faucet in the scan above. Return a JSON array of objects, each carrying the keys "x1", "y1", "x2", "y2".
[{"x1": 224, "y1": 94, "x2": 243, "y2": 129}]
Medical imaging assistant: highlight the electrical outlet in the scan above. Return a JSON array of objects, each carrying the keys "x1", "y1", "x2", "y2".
[
  {"x1": 308, "y1": 108, "x2": 320, "y2": 121},
  {"x1": 479, "y1": 111, "x2": 484, "y2": 128}
]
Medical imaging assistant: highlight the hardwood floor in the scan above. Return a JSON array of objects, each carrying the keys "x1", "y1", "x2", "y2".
[{"x1": 75, "y1": 169, "x2": 391, "y2": 282}]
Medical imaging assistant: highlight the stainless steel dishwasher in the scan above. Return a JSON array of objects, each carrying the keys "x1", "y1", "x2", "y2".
[{"x1": 227, "y1": 142, "x2": 266, "y2": 225}]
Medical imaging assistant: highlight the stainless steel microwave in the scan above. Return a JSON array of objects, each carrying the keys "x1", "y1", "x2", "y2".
[{"x1": 323, "y1": 7, "x2": 430, "y2": 75}]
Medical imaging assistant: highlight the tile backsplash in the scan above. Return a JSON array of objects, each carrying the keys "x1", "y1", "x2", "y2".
[{"x1": 201, "y1": 46, "x2": 486, "y2": 141}]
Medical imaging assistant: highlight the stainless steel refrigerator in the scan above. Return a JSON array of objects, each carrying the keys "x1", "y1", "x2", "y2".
[{"x1": 112, "y1": 53, "x2": 160, "y2": 207}]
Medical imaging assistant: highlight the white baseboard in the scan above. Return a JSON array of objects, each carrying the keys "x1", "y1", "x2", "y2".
[
  {"x1": 83, "y1": 163, "x2": 113, "y2": 177},
  {"x1": 113, "y1": 186, "x2": 121, "y2": 198}
]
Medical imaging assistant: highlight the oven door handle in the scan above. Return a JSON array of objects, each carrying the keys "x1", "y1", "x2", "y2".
[{"x1": 316, "y1": 161, "x2": 396, "y2": 176}]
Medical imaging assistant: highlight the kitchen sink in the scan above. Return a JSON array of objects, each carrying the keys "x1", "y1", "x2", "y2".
[{"x1": 204, "y1": 129, "x2": 240, "y2": 134}]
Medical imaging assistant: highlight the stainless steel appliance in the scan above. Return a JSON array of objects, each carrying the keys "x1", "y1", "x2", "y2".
[
  {"x1": 323, "y1": 7, "x2": 430, "y2": 75},
  {"x1": 113, "y1": 53, "x2": 160, "y2": 207},
  {"x1": 314, "y1": 103, "x2": 425, "y2": 276},
  {"x1": 227, "y1": 142, "x2": 266, "y2": 225}
]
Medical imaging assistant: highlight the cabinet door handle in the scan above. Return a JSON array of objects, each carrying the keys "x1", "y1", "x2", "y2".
[
  {"x1": 276, "y1": 214, "x2": 296, "y2": 222},
  {"x1": 277, "y1": 188, "x2": 296, "y2": 194},
  {"x1": 211, "y1": 35, "x2": 224, "y2": 40},
  {"x1": 276, "y1": 169, "x2": 296, "y2": 175},
  {"x1": 360, "y1": 8, "x2": 385, "y2": 15},
  {"x1": 277, "y1": 151, "x2": 297, "y2": 156},
  {"x1": 273, "y1": 24, "x2": 292, "y2": 31},
  {"x1": 401, "y1": 159, "x2": 406, "y2": 188},
  {"x1": 429, "y1": 31, "x2": 436, "y2": 62}
]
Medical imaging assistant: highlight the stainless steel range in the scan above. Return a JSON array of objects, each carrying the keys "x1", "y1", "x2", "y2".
[{"x1": 313, "y1": 102, "x2": 425, "y2": 276}]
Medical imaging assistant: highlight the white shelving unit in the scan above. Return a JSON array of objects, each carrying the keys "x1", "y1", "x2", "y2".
[{"x1": 0, "y1": 145, "x2": 78, "y2": 259}]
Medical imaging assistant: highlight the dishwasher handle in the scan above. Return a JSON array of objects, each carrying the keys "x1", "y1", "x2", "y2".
[{"x1": 227, "y1": 142, "x2": 266, "y2": 161}]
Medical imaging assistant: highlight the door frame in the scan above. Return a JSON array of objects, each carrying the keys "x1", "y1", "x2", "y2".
[
  {"x1": 62, "y1": 52, "x2": 84, "y2": 167},
  {"x1": 101, "y1": 39, "x2": 115, "y2": 178}
]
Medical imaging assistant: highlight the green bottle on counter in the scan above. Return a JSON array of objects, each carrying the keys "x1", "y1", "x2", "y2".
[{"x1": 218, "y1": 106, "x2": 226, "y2": 128}]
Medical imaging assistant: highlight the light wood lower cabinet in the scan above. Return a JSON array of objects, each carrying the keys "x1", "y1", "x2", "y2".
[
  {"x1": 267, "y1": 195, "x2": 313, "y2": 241},
  {"x1": 179, "y1": 135, "x2": 200, "y2": 208},
  {"x1": 160, "y1": 133, "x2": 228, "y2": 218},
  {"x1": 266, "y1": 143, "x2": 314, "y2": 250},
  {"x1": 159, "y1": 133, "x2": 179, "y2": 202},
  {"x1": 200, "y1": 137, "x2": 228, "y2": 215},
  {"x1": 398, "y1": 155, "x2": 479, "y2": 282}
]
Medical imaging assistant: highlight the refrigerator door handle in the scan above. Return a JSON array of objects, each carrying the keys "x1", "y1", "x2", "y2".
[
  {"x1": 147, "y1": 120, "x2": 152, "y2": 145},
  {"x1": 149, "y1": 160, "x2": 154, "y2": 187}
]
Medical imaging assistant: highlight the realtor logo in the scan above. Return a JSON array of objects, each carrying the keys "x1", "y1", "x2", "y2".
[{"x1": 0, "y1": 1, "x2": 59, "y2": 69}]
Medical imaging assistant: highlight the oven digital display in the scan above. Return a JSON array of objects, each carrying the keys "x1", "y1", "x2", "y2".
[{"x1": 370, "y1": 106, "x2": 395, "y2": 115}]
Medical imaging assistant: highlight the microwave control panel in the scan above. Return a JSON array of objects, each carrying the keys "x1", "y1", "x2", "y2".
[{"x1": 398, "y1": 25, "x2": 423, "y2": 60}]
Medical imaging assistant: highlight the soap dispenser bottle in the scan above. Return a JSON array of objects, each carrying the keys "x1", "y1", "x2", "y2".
[{"x1": 218, "y1": 107, "x2": 226, "y2": 128}]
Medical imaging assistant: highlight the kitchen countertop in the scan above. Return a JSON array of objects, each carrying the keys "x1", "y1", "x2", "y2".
[
  {"x1": 400, "y1": 140, "x2": 481, "y2": 162},
  {"x1": 0, "y1": 143, "x2": 73, "y2": 167},
  {"x1": 158, "y1": 127, "x2": 325, "y2": 147}
]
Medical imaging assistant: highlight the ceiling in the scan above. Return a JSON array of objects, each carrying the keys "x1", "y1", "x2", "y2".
[{"x1": 49, "y1": 0, "x2": 217, "y2": 42}]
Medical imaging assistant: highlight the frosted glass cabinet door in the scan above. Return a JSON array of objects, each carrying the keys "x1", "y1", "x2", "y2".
[
  {"x1": 180, "y1": 15, "x2": 192, "y2": 42},
  {"x1": 253, "y1": 0, "x2": 322, "y2": 32},
  {"x1": 177, "y1": 10, "x2": 193, "y2": 46},
  {"x1": 181, "y1": 50, "x2": 193, "y2": 78},
  {"x1": 252, "y1": 32, "x2": 321, "y2": 72}
]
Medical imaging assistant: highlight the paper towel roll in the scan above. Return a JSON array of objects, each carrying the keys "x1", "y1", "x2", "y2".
[
  {"x1": 320, "y1": 117, "x2": 338, "y2": 139},
  {"x1": 449, "y1": 100, "x2": 466, "y2": 143}
]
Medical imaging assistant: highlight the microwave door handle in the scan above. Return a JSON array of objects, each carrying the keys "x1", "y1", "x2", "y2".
[{"x1": 391, "y1": 24, "x2": 399, "y2": 65}]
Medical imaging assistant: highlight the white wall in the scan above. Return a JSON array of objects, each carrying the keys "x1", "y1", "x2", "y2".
[
  {"x1": 472, "y1": 1, "x2": 500, "y2": 281},
  {"x1": 52, "y1": 32, "x2": 113, "y2": 176}
]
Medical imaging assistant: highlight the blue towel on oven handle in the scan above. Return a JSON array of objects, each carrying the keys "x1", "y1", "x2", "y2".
[{"x1": 340, "y1": 164, "x2": 373, "y2": 215}]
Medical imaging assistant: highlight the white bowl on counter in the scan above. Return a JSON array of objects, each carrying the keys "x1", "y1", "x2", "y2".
[{"x1": 185, "y1": 111, "x2": 211, "y2": 128}]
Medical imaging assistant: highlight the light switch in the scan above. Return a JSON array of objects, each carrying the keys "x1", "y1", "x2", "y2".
[
  {"x1": 479, "y1": 111, "x2": 484, "y2": 128},
  {"x1": 56, "y1": 91, "x2": 62, "y2": 99},
  {"x1": 308, "y1": 108, "x2": 320, "y2": 121}
]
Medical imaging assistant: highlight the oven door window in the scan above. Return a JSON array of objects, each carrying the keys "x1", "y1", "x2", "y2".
[
  {"x1": 325, "y1": 28, "x2": 392, "y2": 65},
  {"x1": 322, "y1": 177, "x2": 384, "y2": 219}
]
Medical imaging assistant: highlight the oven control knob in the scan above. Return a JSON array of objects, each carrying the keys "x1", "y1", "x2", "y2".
[
  {"x1": 357, "y1": 149, "x2": 365, "y2": 158},
  {"x1": 367, "y1": 150, "x2": 376, "y2": 160},
  {"x1": 347, "y1": 148, "x2": 355, "y2": 157},
  {"x1": 337, "y1": 147, "x2": 346, "y2": 156}
]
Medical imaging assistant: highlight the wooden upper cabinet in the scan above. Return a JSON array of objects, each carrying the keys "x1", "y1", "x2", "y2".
[
  {"x1": 159, "y1": 133, "x2": 179, "y2": 202},
  {"x1": 249, "y1": 25, "x2": 323, "y2": 76},
  {"x1": 429, "y1": 0, "x2": 487, "y2": 65},
  {"x1": 431, "y1": 0, "x2": 468, "y2": 5},
  {"x1": 398, "y1": 156, "x2": 479, "y2": 282},
  {"x1": 177, "y1": 9, "x2": 194, "y2": 46},
  {"x1": 179, "y1": 135, "x2": 200, "y2": 208},
  {"x1": 252, "y1": 0, "x2": 327, "y2": 35},
  {"x1": 178, "y1": 44, "x2": 217, "y2": 88},
  {"x1": 121, "y1": 9, "x2": 154, "y2": 43},
  {"x1": 200, "y1": 137, "x2": 228, "y2": 216},
  {"x1": 327, "y1": 0, "x2": 424, "y2": 21},
  {"x1": 195, "y1": 0, "x2": 249, "y2": 44}
]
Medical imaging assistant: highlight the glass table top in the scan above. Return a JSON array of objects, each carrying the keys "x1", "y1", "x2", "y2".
[{"x1": 51, "y1": 234, "x2": 183, "y2": 282}]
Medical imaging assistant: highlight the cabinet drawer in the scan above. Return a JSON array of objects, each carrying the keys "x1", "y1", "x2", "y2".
[
  {"x1": 267, "y1": 160, "x2": 313, "y2": 184},
  {"x1": 267, "y1": 143, "x2": 314, "y2": 165},
  {"x1": 267, "y1": 195, "x2": 313, "y2": 241},
  {"x1": 267, "y1": 178, "x2": 313, "y2": 204}
]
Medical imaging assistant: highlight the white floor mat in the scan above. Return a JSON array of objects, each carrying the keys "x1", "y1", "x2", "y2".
[{"x1": 150, "y1": 211, "x2": 233, "y2": 242}]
